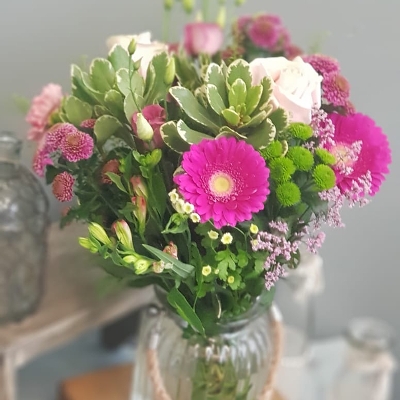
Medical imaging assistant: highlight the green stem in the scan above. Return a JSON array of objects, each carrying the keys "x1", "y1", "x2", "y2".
[
  {"x1": 162, "y1": 8, "x2": 171, "y2": 42},
  {"x1": 202, "y1": 0, "x2": 210, "y2": 22}
]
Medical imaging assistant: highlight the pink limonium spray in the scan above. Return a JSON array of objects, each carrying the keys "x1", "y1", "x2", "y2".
[{"x1": 26, "y1": 83, "x2": 63, "y2": 142}]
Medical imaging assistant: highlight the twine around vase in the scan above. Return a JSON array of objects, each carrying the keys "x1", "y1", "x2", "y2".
[{"x1": 146, "y1": 303, "x2": 284, "y2": 400}]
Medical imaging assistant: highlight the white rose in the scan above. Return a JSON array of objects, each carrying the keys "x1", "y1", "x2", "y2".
[
  {"x1": 106, "y1": 32, "x2": 168, "y2": 77},
  {"x1": 249, "y1": 56, "x2": 322, "y2": 124}
]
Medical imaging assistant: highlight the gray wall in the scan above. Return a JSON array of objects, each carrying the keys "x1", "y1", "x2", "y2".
[{"x1": 1, "y1": 0, "x2": 399, "y2": 395}]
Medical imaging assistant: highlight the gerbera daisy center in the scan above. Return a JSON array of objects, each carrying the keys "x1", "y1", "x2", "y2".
[
  {"x1": 209, "y1": 172, "x2": 235, "y2": 197},
  {"x1": 331, "y1": 143, "x2": 355, "y2": 168}
]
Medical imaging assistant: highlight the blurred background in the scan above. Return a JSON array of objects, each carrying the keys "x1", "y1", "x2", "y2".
[{"x1": 0, "y1": 0, "x2": 399, "y2": 398}]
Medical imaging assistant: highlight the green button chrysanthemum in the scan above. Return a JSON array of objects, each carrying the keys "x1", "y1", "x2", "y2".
[
  {"x1": 287, "y1": 123, "x2": 314, "y2": 140},
  {"x1": 315, "y1": 148, "x2": 336, "y2": 165},
  {"x1": 269, "y1": 157, "x2": 296, "y2": 182},
  {"x1": 260, "y1": 141, "x2": 283, "y2": 161},
  {"x1": 287, "y1": 147, "x2": 314, "y2": 171},
  {"x1": 312, "y1": 165, "x2": 336, "y2": 190},
  {"x1": 276, "y1": 182, "x2": 301, "y2": 207}
]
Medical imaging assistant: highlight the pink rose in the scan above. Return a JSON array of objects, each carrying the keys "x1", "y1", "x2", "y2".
[
  {"x1": 249, "y1": 56, "x2": 322, "y2": 124},
  {"x1": 106, "y1": 32, "x2": 168, "y2": 77},
  {"x1": 184, "y1": 23, "x2": 224, "y2": 56},
  {"x1": 131, "y1": 104, "x2": 166, "y2": 149},
  {"x1": 26, "y1": 83, "x2": 63, "y2": 142}
]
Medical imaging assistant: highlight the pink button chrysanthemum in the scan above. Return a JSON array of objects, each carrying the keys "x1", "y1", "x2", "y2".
[
  {"x1": 303, "y1": 54, "x2": 340, "y2": 77},
  {"x1": 52, "y1": 172, "x2": 75, "y2": 202},
  {"x1": 60, "y1": 130, "x2": 94, "y2": 162},
  {"x1": 26, "y1": 83, "x2": 63, "y2": 142},
  {"x1": 323, "y1": 72, "x2": 350, "y2": 108},
  {"x1": 32, "y1": 147, "x2": 53, "y2": 177},
  {"x1": 46, "y1": 123, "x2": 77, "y2": 152},
  {"x1": 247, "y1": 14, "x2": 282, "y2": 50},
  {"x1": 328, "y1": 113, "x2": 391, "y2": 197},
  {"x1": 174, "y1": 137, "x2": 270, "y2": 229}
]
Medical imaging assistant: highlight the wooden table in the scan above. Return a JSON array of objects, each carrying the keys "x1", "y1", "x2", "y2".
[{"x1": 0, "y1": 223, "x2": 153, "y2": 400}]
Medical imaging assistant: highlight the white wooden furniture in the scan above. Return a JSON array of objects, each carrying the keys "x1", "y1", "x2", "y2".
[{"x1": 0, "y1": 223, "x2": 153, "y2": 400}]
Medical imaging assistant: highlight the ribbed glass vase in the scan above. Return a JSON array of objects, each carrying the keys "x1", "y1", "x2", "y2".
[{"x1": 131, "y1": 290, "x2": 280, "y2": 400}]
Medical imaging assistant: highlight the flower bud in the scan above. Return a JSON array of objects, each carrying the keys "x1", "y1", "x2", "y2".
[
  {"x1": 164, "y1": 57, "x2": 176, "y2": 85},
  {"x1": 163, "y1": 242, "x2": 178, "y2": 258},
  {"x1": 182, "y1": 0, "x2": 194, "y2": 13},
  {"x1": 235, "y1": 0, "x2": 246, "y2": 5},
  {"x1": 130, "y1": 175, "x2": 148, "y2": 198},
  {"x1": 133, "y1": 196, "x2": 147, "y2": 228},
  {"x1": 112, "y1": 220, "x2": 133, "y2": 249},
  {"x1": 164, "y1": 0, "x2": 174, "y2": 10},
  {"x1": 135, "y1": 113, "x2": 154, "y2": 141},
  {"x1": 134, "y1": 258, "x2": 152, "y2": 274},
  {"x1": 127, "y1": 39, "x2": 137, "y2": 55},
  {"x1": 88, "y1": 222, "x2": 112, "y2": 246},
  {"x1": 79, "y1": 237, "x2": 98, "y2": 254},
  {"x1": 216, "y1": 6, "x2": 227, "y2": 28},
  {"x1": 123, "y1": 255, "x2": 140, "y2": 264}
]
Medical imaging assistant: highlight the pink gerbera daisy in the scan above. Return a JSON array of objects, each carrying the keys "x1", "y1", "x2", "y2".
[
  {"x1": 174, "y1": 137, "x2": 270, "y2": 228},
  {"x1": 60, "y1": 130, "x2": 94, "y2": 162},
  {"x1": 328, "y1": 113, "x2": 391, "y2": 197},
  {"x1": 26, "y1": 84, "x2": 63, "y2": 142},
  {"x1": 52, "y1": 172, "x2": 75, "y2": 202},
  {"x1": 303, "y1": 54, "x2": 340, "y2": 77}
]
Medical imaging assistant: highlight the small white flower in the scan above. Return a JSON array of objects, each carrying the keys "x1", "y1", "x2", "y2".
[
  {"x1": 202, "y1": 265, "x2": 212, "y2": 276},
  {"x1": 227, "y1": 275, "x2": 235, "y2": 284},
  {"x1": 183, "y1": 202, "x2": 195, "y2": 214},
  {"x1": 208, "y1": 230, "x2": 219, "y2": 240},
  {"x1": 174, "y1": 199, "x2": 185, "y2": 214},
  {"x1": 221, "y1": 233, "x2": 233, "y2": 245},
  {"x1": 168, "y1": 189, "x2": 179, "y2": 204},
  {"x1": 250, "y1": 224, "x2": 259, "y2": 235},
  {"x1": 190, "y1": 213, "x2": 201, "y2": 223}
]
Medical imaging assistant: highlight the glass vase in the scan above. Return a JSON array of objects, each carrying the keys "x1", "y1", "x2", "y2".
[
  {"x1": 327, "y1": 318, "x2": 397, "y2": 400},
  {"x1": 131, "y1": 289, "x2": 282, "y2": 400},
  {"x1": 0, "y1": 131, "x2": 49, "y2": 324}
]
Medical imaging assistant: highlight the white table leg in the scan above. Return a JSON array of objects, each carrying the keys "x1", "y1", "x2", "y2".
[{"x1": 0, "y1": 354, "x2": 16, "y2": 400}]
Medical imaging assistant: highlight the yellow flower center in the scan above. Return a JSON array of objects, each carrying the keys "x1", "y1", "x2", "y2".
[
  {"x1": 331, "y1": 144, "x2": 353, "y2": 167},
  {"x1": 209, "y1": 172, "x2": 234, "y2": 197}
]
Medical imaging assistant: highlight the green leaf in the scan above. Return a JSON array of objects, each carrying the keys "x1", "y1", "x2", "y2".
[
  {"x1": 144, "y1": 52, "x2": 170, "y2": 103},
  {"x1": 239, "y1": 111, "x2": 267, "y2": 129},
  {"x1": 217, "y1": 126, "x2": 247, "y2": 140},
  {"x1": 64, "y1": 96, "x2": 92, "y2": 125},
  {"x1": 116, "y1": 69, "x2": 144, "y2": 97},
  {"x1": 105, "y1": 172, "x2": 128, "y2": 193},
  {"x1": 246, "y1": 119, "x2": 276, "y2": 149},
  {"x1": 258, "y1": 77, "x2": 273, "y2": 108},
  {"x1": 161, "y1": 121, "x2": 190, "y2": 153},
  {"x1": 142, "y1": 244, "x2": 195, "y2": 279},
  {"x1": 205, "y1": 63, "x2": 228, "y2": 105},
  {"x1": 221, "y1": 108, "x2": 240, "y2": 126},
  {"x1": 246, "y1": 85, "x2": 263, "y2": 116},
  {"x1": 45, "y1": 165, "x2": 64, "y2": 185},
  {"x1": 167, "y1": 288, "x2": 205, "y2": 336},
  {"x1": 206, "y1": 84, "x2": 226, "y2": 115},
  {"x1": 108, "y1": 45, "x2": 130, "y2": 71},
  {"x1": 177, "y1": 120, "x2": 213, "y2": 145},
  {"x1": 174, "y1": 53, "x2": 203, "y2": 92},
  {"x1": 228, "y1": 78, "x2": 247, "y2": 109},
  {"x1": 124, "y1": 92, "x2": 145, "y2": 122},
  {"x1": 269, "y1": 108, "x2": 289, "y2": 134},
  {"x1": 104, "y1": 90, "x2": 125, "y2": 121},
  {"x1": 94, "y1": 105, "x2": 111, "y2": 117},
  {"x1": 150, "y1": 173, "x2": 167, "y2": 218},
  {"x1": 71, "y1": 64, "x2": 98, "y2": 104},
  {"x1": 227, "y1": 60, "x2": 252, "y2": 89},
  {"x1": 94, "y1": 115, "x2": 124, "y2": 145},
  {"x1": 90, "y1": 58, "x2": 115, "y2": 93},
  {"x1": 162, "y1": 214, "x2": 189, "y2": 234},
  {"x1": 169, "y1": 87, "x2": 220, "y2": 133}
]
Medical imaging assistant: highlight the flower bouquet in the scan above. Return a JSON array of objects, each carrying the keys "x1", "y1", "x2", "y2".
[{"x1": 26, "y1": 1, "x2": 391, "y2": 399}]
